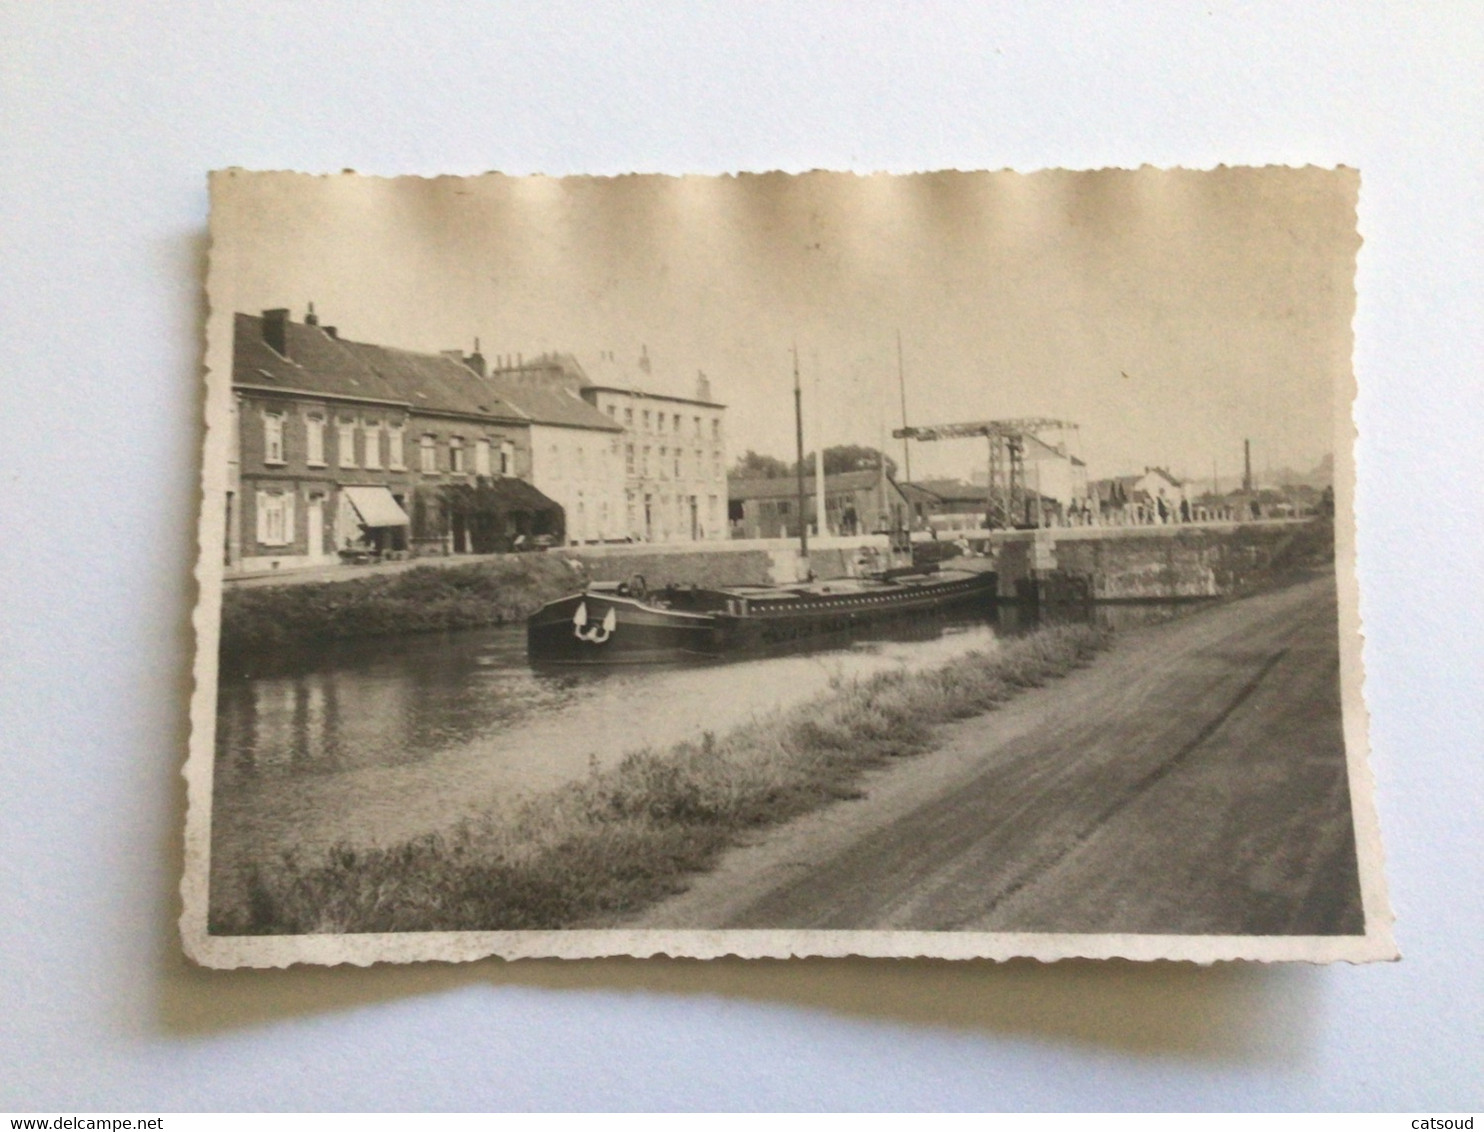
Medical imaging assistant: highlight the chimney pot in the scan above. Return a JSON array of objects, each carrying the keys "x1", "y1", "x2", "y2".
[{"x1": 305, "y1": 302, "x2": 318, "y2": 326}]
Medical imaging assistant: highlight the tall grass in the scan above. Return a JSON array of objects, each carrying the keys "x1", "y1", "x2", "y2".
[{"x1": 211, "y1": 622, "x2": 1110, "y2": 935}]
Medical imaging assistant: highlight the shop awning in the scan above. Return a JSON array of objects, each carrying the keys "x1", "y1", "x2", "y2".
[{"x1": 342, "y1": 485, "x2": 410, "y2": 527}]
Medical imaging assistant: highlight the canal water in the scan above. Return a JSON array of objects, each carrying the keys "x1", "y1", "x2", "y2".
[
  {"x1": 211, "y1": 612, "x2": 1012, "y2": 899},
  {"x1": 209, "y1": 598, "x2": 1206, "y2": 912}
]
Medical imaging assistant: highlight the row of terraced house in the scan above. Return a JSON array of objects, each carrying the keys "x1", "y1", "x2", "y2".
[{"x1": 226, "y1": 308, "x2": 728, "y2": 573}]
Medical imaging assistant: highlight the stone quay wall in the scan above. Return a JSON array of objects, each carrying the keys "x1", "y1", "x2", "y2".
[
  {"x1": 565, "y1": 534, "x2": 891, "y2": 589},
  {"x1": 987, "y1": 519, "x2": 1328, "y2": 601}
]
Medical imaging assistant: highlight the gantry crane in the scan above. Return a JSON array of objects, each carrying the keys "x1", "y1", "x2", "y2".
[{"x1": 892, "y1": 417, "x2": 1079, "y2": 530}]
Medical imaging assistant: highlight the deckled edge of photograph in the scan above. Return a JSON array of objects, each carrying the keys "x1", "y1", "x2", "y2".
[{"x1": 179, "y1": 168, "x2": 1397, "y2": 968}]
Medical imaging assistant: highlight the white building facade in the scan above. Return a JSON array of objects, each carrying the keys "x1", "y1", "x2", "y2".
[
  {"x1": 583, "y1": 384, "x2": 728, "y2": 543},
  {"x1": 524, "y1": 420, "x2": 627, "y2": 544}
]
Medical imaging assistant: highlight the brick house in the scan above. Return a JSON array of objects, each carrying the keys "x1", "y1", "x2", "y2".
[{"x1": 228, "y1": 309, "x2": 554, "y2": 572}]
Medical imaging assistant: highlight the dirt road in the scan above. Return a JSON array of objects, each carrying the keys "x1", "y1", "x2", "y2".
[{"x1": 636, "y1": 573, "x2": 1364, "y2": 935}]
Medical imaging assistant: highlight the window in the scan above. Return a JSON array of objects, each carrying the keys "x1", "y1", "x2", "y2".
[
  {"x1": 673, "y1": 413, "x2": 681, "y2": 433},
  {"x1": 642, "y1": 446, "x2": 651, "y2": 476},
  {"x1": 713, "y1": 451, "x2": 722, "y2": 480},
  {"x1": 255, "y1": 490, "x2": 294, "y2": 546},
  {"x1": 304, "y1": 412, "x2": 325, "y2": 466},
  {"x1": 712, "y1": 418, "x2": 721, "y2": 440},
  {"x1": 419, "y1": 434, "x2": 437, "y2": 473},
  {"x1": 658, "y1": 446, "x2": 667, "y2": 478},
  {"x1": 500, "y1": 440, "x2": 515, "y2": 475},
  {"x1": 624, "y1": 407, "x2": 633, "y2": 426},
  {"x1": 694, "y1": 416, "x2": 702, "y2": 437},
  {"x1": 337, "y1": 418, "x2": 357, "y2": 469},
  {"x1": 475, "y1": 438, "x2": 491, "y2": 476},
  {"x1": 674, "y1": 450, "x2": 682, "y2": 478},
  {"x1": 625, "y1": 444, "x2": 635, "y2": 474},
  {"x1": 363, "y1": 419, "x2": 382, "y2": 469},
  {"x1": 694, "y1": 449, "x2": 702, "y2": 480},
  {"x1": 643, "y1": 410, "x2": 652, "y2": 431},
  {"x1": 262, "y1": 411, "x2": 285, "y2": 464},
  {"x1": 606, "y1": 405, "x2": 617, "y2": 418},
  {"x1": 388, "y1": 424, "x2": 405, "y2": 469},
  {"x1": 656, "y1": 413, "x2": 664, "y2": 434},
  {"x1": 449, "y1": 436, "x2": 465, "y2": 473}
]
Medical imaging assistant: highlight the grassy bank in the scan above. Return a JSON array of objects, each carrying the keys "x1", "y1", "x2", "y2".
[
  {"x1": 212, "y1": 622, "x2": 1111, "y2": 935},
  {"x1": 219, "y1": 555, "x2": 583, "y2": 659}
]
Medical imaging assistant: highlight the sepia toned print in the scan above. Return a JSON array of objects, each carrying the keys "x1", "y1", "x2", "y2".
[{"x1": 183, "y1": 167, "x2": 1394, "y2": 966}]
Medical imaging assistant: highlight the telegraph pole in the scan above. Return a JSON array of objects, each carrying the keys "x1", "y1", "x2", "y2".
[{"x1": 793, "y1": 345, "x2": 809, "y2": 562}]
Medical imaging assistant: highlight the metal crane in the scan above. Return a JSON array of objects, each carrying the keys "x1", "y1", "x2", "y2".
[{"x1": 892, "y1": 417, "x2": 1079, "y2": 529}]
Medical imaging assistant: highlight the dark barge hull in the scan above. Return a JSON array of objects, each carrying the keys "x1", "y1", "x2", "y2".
[
  {"x1": 527, "y1": 568, "x2": 997, "y2": 664},
  {"x1": 527, "y1": 592, "x2": 728, "y2": 664}
]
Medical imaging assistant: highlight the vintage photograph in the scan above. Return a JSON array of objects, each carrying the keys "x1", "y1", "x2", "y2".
[{"x1": 183, "y1": 167, "x2": 1393, "y2": 966}]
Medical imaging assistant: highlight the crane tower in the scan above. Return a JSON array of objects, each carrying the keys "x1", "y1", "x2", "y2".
[{"x1": 892, "y1": 417, "x2": 1079, "y2": 530}]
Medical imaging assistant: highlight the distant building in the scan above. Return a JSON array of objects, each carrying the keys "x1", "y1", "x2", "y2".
[
  {"x1": 1020, "y1": 434, "x2": 1089, "y2": 516},
  {"x1": 728, "y1": 470, "x2": 910, "y2": 540},
  {"x1": 487, "y1": 347, "x2": 729, "y2": 543},
  {"x1": 228, "y1": 309, "x2": 561, "y2": 572},
  {"x1": 1091, "y1": 466, "x2": 1189, "y2": 525},
  {"x1": 900, "y1": 479, "x2": 987, "y2": 532}
]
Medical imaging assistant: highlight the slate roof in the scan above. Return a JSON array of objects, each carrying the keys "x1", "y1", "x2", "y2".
[
  {"x1": 234, "y1": 312, "x2": 617, "y2": 431},
  {"x1": 340, "y1": 340, "x2": 528, "y2": 422},
  {"x1": 233, "y1": 313, "x2": 403, "y2": 404},
  {"x1": 490, "y1": 373, "x2": 624, "y2": 432},
  {"x1": 1020, "y1": 432, "x2": 1087, "y2": 467},
  {"x1": 907, "y1": 478, "x2": 985, "y2": 506}
]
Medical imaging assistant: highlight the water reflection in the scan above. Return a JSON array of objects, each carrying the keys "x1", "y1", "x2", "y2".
[
  {"x1": 215, "y1": 611, "x2": 1002, "y2": 790},
  {"x1": 996, "y1": 598, "x2": 1218, "y2": 634},
  {"x1": 211, "y1": 611, "x2": 1009, "y2": 903}
]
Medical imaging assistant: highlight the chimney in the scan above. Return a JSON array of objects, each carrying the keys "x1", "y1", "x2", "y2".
[
  {"x1": 695, "y1": 369, "x2": 711, "y2": 402},
  {"x1": 638, "y1": 344, "x2": 651, "y2": 376},
  {"x1": 466, "y1": 337, "x2": 486, "y2": 377},
  {"x1": 261, "y1": 308, "x2": 290, "y2": 356},
  {"x1": 304, "y1": 301, "x2": 318, "y2": 326},
  {"x1": 1243, "y1": 439, "x2": 1253, "y2": 493}
]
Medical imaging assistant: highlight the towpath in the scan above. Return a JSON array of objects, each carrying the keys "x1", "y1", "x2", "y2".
[{"x1": 633, "y1": 572, "x2": 1363, "y2": 935}]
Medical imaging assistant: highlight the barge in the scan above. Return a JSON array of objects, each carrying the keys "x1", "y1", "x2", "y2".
[{"x1": 526, "y1": 564, "x2": 997, "y2": 664}]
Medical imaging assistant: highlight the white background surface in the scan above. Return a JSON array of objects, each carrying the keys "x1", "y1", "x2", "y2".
[{"x1": 1, "y1": 2, "x2": 1479, "y2": 1112}]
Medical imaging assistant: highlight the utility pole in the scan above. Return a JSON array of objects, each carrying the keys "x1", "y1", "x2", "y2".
[
  {"x1": 896, "y1": 330, "x2": 913, "y2": 486},
  {"x1": 813, "y1": 352, "x2": 828, "y2": 537},
  {"x1": 792, "y1": 345, "x2": 809, "y2": 563}
]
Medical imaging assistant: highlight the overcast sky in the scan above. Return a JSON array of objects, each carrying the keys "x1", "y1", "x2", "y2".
[{"x1": 211, "y1": 166, "x2": 1357, "y2": 484}]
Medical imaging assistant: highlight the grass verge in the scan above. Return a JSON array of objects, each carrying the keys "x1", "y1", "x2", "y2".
[
  {"x1": 211, "y1": 621, "x2": 1111, "y2": 935},
  {"x1": 220, "y1": 555, "x2": 583, "y2": 661}
]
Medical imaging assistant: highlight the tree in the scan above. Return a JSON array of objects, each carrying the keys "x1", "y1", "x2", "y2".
[
  {"x1": 806, "y1": 445, "x2": 898, "y2": 478},
  {"x1": 729, "y1": 450, "x2": 791, "y2": 479},
  {"x1": 731, "y1": 445, "x2": 899, "y2": 480}
]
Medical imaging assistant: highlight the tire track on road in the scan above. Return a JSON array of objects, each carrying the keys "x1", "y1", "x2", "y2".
[{"x1": 958, "y1": 645, "x2": 1291, "y2": 927}]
